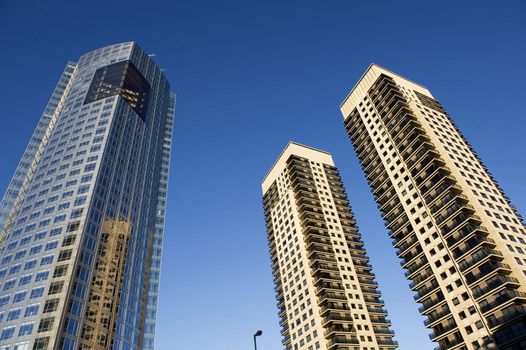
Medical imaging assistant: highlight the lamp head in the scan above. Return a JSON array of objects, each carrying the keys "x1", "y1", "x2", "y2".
[{"x1": 254, "y1": 330, "x2": 263, "y2": 337}]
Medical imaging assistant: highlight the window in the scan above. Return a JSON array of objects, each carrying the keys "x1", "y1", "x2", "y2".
[
  {"x1": 13, "y1": 291, "x2": 27, "y2": 302},
  {"x1": 9, "y1": 264, "x2": 21, "y2": 275},
  {"x1": 18, "y1": 322, "x2": 34, "y2": 336},
  {"x1": 0, "y1": 296, "x2": 10, "y2": 307},
  {"x1": 24, "y1": 304, "x2": 39, "y2": 317},
  {"x1": 20, "y1": 236, "x2": 31, "y2": 245},
  {"x1": 3, "y1": 279, "x2": 16, "y2": 291},
  {"x1": 35, "y1": 271, "x2": 49, "y2": 282},
  {"x1": 58, "y1": 202, "x2": 70, "y2": 210},
  {"x1": 30, "y1": 287, "x2": 45, "y2": 299},
  {"x1": 30, "y1": 245, "x2": 43, "y2": 255},
  {"x1": 48, "y1": 282, "x2": 64, "y2": 295},
  {"x1": 43, "y1": 299, "x2": 60, "y2": 313},
  {"x1": 45, "y1": 241, "x2": 59, "y2": 251},
  {"x1": 74, "y1": 196, "x2": 87, "y2": 206},
  {"x1": 15, "y1": 250, "x2": 27, "y2": 260},
  {"x1": 54, "y1": 214, "x2": 67, "y2": 223},
  {"x1": 34, "y1": 231, "x2": 46, "y2": 240},
  {"x1": 33, "y1": 337, "x2": 50, "y2": 349},
  {"x1": 24, "y1": 259, "x2": 37, "y2": 270},
  {"x1": 18, "y1": 275, "x2": 32, "y2": 286},
  {"x1": 6, "y1": 308, "x2": 21, "y2": 321},
  {"x1": 37, "y1": 317, "x2": 54, "y2": 332},
  {"x1": 40, "y1": 255, "x2": 54, "y2": 266},
  {"x1": 53, "y1": 265, "x2": 68, "y2": 278},
  {"x1": 49, "y1": 227, "x2": 62, "y2": 236},
  {"x1": 0, "y1": 326, "x2": 15, "y2": 340}
]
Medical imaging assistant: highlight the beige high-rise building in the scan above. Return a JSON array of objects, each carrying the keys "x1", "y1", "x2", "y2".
[
  {"x1": 262, "y1": 142, "x2": 397, "y2": 350},
  {"x1": 340, "y1": 64, "x2": 526, "y2": 350}
]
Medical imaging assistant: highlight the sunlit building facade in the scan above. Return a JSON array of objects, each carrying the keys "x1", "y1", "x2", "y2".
[
  {"x1": 262, "y1": 142, "x2": 397, "y2": 350},
  {"x1": 0, "y1": 42, "x2": 175, "y2": 350},
  {"x1": 340, "y1": 64, "x2": 526, "y2": 349}
]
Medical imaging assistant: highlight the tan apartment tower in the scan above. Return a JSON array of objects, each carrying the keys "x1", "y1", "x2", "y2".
[
  {"x1": 262, "y1": 142, "x2": 398, "y2": 350},
  {"x1": 340, "y1": 64, "x2": 526, "y2": 350}
]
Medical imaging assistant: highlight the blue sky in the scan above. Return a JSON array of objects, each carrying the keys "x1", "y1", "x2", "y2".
[{"x1": 1, "y1": 1, "x2": 525, "y2": 349}]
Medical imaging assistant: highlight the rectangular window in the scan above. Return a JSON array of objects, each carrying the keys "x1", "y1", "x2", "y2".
[
  {"x1": 13, "y1": 290, "x2": 27, "y2": 302},
  {"x1": 3, "y1": 279, "x2": 16, "y2": 291},
  {"x1": 18, "y1": 275, "x2": 32, "y2": 286},
  {"x1": 0, "y1": 326, "x2": 15, "y2": 340},
  {"x1": 18, "y1": 322, "x2": 34, "y2": 336},
  {"x1": 37, "y1": 317, "x2": 55, "y2": 332},
  {"x1": 24, "y1": 260, "x2": 37, "y2": 270},
  {"x1": 40, "y1": 256, "x2": 54, "y2": 266},
  {"x1": 24, "y1": 304, "x2": 39, "y2": 317},
  {"x1": 6, "y1": 308, "x2": 21, "y2": 321},
  {"x1": 0, "y1": 296, "x2": 10, "y2": 307},
  {"x1": 30, "y1": 287, "x2": 45, "y2": 299},
  {"x1": 45, "y1": 241, "x2": 59, "y2": 251},
  {"x1": 35, "y1": 271, "x2": 49, "y2": 282}
]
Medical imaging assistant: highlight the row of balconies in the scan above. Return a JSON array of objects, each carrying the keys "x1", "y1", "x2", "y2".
[
  {"x1": 419, "y1": 291, "x2": 446, "y2": 314},
  {"x1": 433, "y1": 330, "x2": 464, "y2": 350},
  {"x1": 404, "y1": 255, "x2": 429, "y2": 279},
  {"x1": 445, "y1": 223, "x2": 488, "y2": 250},
  {"x1": 465, "y1": 261, "x2": 512, "y2": 285},
  {"x1": 429, "y1": 317, "x2": 457, "y2": 340},
  {"x1": 383, "y1": 204, "x2": 405, "y2": 226},
  {"x1": 409, "y1": 267, "x2": 434, "y2": 290},
  {"x1": 316, "y1": 282, "x2": 345, "y2": 294},
  {"x1": 435, "y1": 201, "x2": 475, "y2": 228},
  {"x1": 424, "y1": 181, "x2": 462, "y2": 208},
  {"x1": 326, "y1": 335, "x2": 360, "y2": 349},
  {"x1": 452, "y1": 235, "x2": 496, "y2": 261},
  {"x1": 413, "y1": 278, "x2": 440, "y2": 302},
  {"x1": 458, "y1": 247, "x2": 503, "y2": 273},
  {"x1": 392, "y1": 124, "x2": 426, "y2": 151},
  {"x1": 364, "y1": 295, "x2": 385, "y2": 305},
  {"x1": 424, "y1": 304, "x2": 451, "y2": 327},
  {"x1": 487, "y1": 304, "x2": 526, "y2": 328},
  {"x1": 428, "y1": 190, "x2": 467, "y2": 215},
  {"x1": 391, "y1": 119, "x2": 425, "y2": 148},
  {"x1": 318, "y1": 291, "x2": 348, "y2": 304},
  {"x1": 324, "y1": 324, "x2": 353, "y2": 338},
  {"x1": 309, "y1": 253, "x2": 337, "y2": 264},
  {"x1": 480, "y1": 290, "x2": 526, "y2": 314},
  {"x1": 386, "y1": 214, "x2": 410, "y2": 235},
  {"x1": 441, "y1": 213, "x2": 482, "y2": 237},
  {"x1": 320, "y1": 303, "x2": 351, "y2": 315},
  {"x1": 472, "y1": 275, "x2": 520, "y2": 299},
  {"x1": 367, "y1": 305, "x2": 389, "y2": 315},
  {"x1": 399, "y1": 245, "x2": 424, "y2": 267},
  {"x1": 395, "y1": 231, "x2": 418, "y2": 253},
  {"x1": 399, "y1": 130, "x2": 431, "y2": 156},
  {"x1": 383, "y1": 104, "x2": 413, "y2": 136},
  {"x1": 418, "y1": 171, "x2": 454, "y2": 199},
  {"x1": 379, "y1": 197, "x2": 401, "y2": 217}
]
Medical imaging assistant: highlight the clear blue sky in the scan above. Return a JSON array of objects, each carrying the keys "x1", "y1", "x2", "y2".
[{"x1": 1, "y1": 1, "x2": 525, "y2": 349}]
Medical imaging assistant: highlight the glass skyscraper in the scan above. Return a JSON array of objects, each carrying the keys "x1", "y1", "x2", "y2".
[{"x1": 0, "y1": 42, "x2": 175, "y2": 350}]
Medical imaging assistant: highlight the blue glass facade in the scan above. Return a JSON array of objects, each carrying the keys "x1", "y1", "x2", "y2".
[{"x1": 0, "y1": 43, "x2": 174, "y2": 350}]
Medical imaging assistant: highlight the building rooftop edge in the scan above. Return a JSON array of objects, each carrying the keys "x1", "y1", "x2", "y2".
[
  {"x1": 339, "y1": 63, "x2": 429, "y2": 109},
  {"x1": 261, "y1": 141, "x2": 331, "y2": 186}
]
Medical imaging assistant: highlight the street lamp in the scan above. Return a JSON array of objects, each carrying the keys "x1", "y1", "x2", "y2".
[{"x1": 253, "y1": 330, "x2": 263, "y2": 350}]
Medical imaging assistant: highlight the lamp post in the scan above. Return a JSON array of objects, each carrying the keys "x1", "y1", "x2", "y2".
[{"x1": 253, "y1": 330, "x2": 263, "y2": 350}]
